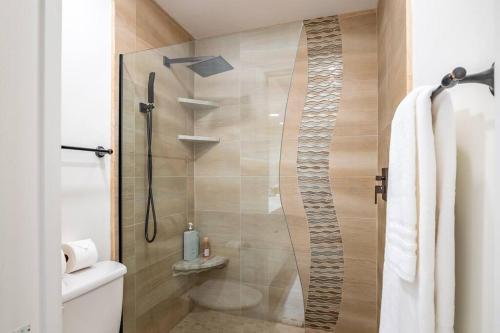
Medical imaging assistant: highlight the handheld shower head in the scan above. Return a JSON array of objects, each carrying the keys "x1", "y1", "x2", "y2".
[
  {"x1": 140, "y1": 72, "x2": 155, "y2": 113},
  {"x1": 147, "y1": 72, "x2": 155, "y2": 104}
]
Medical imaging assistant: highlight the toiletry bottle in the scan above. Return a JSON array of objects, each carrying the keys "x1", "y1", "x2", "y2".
[
  {"x1": 183, "y1": 223, "x2": 199, "y2": 261},
  {"x1": 201, "y1": 237, "x2": 211, "y2": 259}
]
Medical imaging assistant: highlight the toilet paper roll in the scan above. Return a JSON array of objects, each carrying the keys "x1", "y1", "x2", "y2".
[
  {"x1": 62, "y1": 239, "x2": 98, "y2": 273},
  {"x1": 61, "y1": 249, "x2": 67, "y2": 276}
]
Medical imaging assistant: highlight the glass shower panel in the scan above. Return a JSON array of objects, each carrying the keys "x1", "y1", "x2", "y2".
[
  {"x1": 238, "y1": 22, "x2": 305, "y2": 328},
  {"x1": 120, "y1": 21, "x2": 304, "y2": 333},
  {"x1": 120, "y1": 41, "x2": 197, "y2": 333}
]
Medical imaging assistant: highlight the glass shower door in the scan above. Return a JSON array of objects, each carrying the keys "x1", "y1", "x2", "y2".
[{"x1": 119, "y1": 21, "x2": 304, "y2": 333}]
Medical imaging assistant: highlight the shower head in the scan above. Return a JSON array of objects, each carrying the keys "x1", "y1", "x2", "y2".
[
  {"x1": 140, "y1": 72, "x2": 156, "y2": 114},
  {"x1": 147, "y1": 72, "x2": 155, "y2": 104},
  {"x1": 163, "y1": 55, "x2": 233, "y2": 77},
  {"x1": 187, "y1": 56, "x2": 233, "y2": 77}
]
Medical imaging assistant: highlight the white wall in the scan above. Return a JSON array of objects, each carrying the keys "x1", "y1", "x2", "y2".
[
  {"x1": 61, "y1": 0, "x2": 112, "y2": 259},
  {"x1": 0, "y1": 0, "x2": 62, "y2": 332},
  {"x1": 411, "y1": 0, "x2": 497, "y2": 332},
  {"x1": 494, "y1": 1, "x2": 500, "y2": 330}
]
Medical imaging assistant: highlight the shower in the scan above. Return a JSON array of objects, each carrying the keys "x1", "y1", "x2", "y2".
[
  {"x1": 117, "y1": 12, "x2": 384, "y2": 333},
  {"x1": 122, "y1": 25, "x2": 309, "y2": 333},
  {"x1": 139, "y1": 56, "x2": 234, "y2": 243}
]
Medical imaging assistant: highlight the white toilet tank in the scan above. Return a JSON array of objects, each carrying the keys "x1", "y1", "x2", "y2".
[{"x1": 62, "y1": 261, "x2": 127, "y2": 333}]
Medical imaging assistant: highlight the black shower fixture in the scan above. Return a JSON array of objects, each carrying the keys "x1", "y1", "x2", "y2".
[
  {"x1": 139, "y1": 72, "x2": 158, "y2": 243},
  {"x1": 163, "y1": 55, "x2": 234, "y2": 77}
]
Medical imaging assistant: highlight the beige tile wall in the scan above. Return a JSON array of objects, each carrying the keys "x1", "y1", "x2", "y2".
[
  {"x1": 114, "y1": 0, "x2": 192, "y2": 54},
  {"x1": 335, "y1": 11, "x2": 378, "y2": 333},
  {"x1": 280, "y1": 10, "x2": 379, "y2": 333},
  {"x1": 376, "y1": 0, "x2": 412, "y2": 323}
]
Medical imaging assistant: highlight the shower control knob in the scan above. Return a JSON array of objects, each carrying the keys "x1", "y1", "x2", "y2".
[
  {"x1": 374, "y1": 167, "x2": 388, "y2": 204},
  {"x1": 375, "y1": 185, "x2": 385, "y2": 204}
]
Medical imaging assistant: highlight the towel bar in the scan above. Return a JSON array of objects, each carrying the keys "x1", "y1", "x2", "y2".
[
  {"x1": 61, "y1": 145, "x2": 113, "y2": 158},
  {"x1": 431, "y1": 63, "x2": 494, "y2": 100}
]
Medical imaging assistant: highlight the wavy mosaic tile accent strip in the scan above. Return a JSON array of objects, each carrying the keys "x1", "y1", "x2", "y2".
[{"x1": 299, "y1": 16, "x2": 344, "y2": 331}]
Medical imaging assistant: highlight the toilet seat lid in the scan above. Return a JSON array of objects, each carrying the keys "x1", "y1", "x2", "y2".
[{"x1": 62, "y1": 260, "x2": 127, "y2": 303}]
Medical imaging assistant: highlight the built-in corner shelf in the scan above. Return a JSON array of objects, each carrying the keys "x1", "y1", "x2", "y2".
[
  {"x1": 177, "y1": 135, "x2": 220, "y2": 143},
  {"x1": 177, "y1": 97, "x2": 219, "y2": 110},
  {"x1": 172, "y1": 256, "x2": 228, "y2": 277}
]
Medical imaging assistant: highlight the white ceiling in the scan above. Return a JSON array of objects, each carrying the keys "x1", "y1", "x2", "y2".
[{"x1": 154, "y1": 0, "x2": 377, "y2": 39}]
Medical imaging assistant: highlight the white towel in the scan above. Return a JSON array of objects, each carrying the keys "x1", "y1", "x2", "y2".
[
  {"x1": 414, "y1": 86, "x2": 438, "y2": 333},
  {"x1": 380, "y1": 86, "x2": 438, "y2": 333},
  {"x1": 433, "y1": 91, "x2": 456, "y2": 333},
  {"x1": 383, "y1": 87, "x2": 421, "y2": 282}
]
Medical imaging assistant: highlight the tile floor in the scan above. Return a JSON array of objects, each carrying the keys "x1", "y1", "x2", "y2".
[{"x1": 170, "y1": 310, "x2": 305, "y2": 333}]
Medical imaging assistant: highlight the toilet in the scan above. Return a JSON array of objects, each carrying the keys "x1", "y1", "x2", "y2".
[{"x1": 62, "y1": 261, "x2": 127, "y2": 333}]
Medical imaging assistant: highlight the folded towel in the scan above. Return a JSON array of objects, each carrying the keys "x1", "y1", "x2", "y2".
[
  {"x1": 62, "y1": 239, "x2": 98, "y2": 273},
  {"x1": 380, "y1": 86, "x2": 438, "y2": 333},
  {"x1": 383, "y1": 87, "x2": 421, "y2": 282},
  {"x1": 414, "y1": 86, "x2": 438, "y2": 333},
  {"x1": 433, "y1": 91, "x2": 456, "y2": 333}
]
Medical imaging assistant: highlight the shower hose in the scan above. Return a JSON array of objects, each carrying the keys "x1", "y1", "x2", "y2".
[{"x1": 144, "y1": 106, "x2": 157, "y2": 243}]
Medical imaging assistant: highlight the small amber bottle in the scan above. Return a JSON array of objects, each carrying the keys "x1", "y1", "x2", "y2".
[{"x1": 201, "y1": 237, "x2": 211, "y2": 258}]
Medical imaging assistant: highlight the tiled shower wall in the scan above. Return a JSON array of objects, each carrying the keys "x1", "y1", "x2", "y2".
[
  {"x1": 114, "y1": 0, "x2": 193, "y2": 260},
  {"x1": 282, "y1": 11, "x2": 378, "y2": 333}
]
